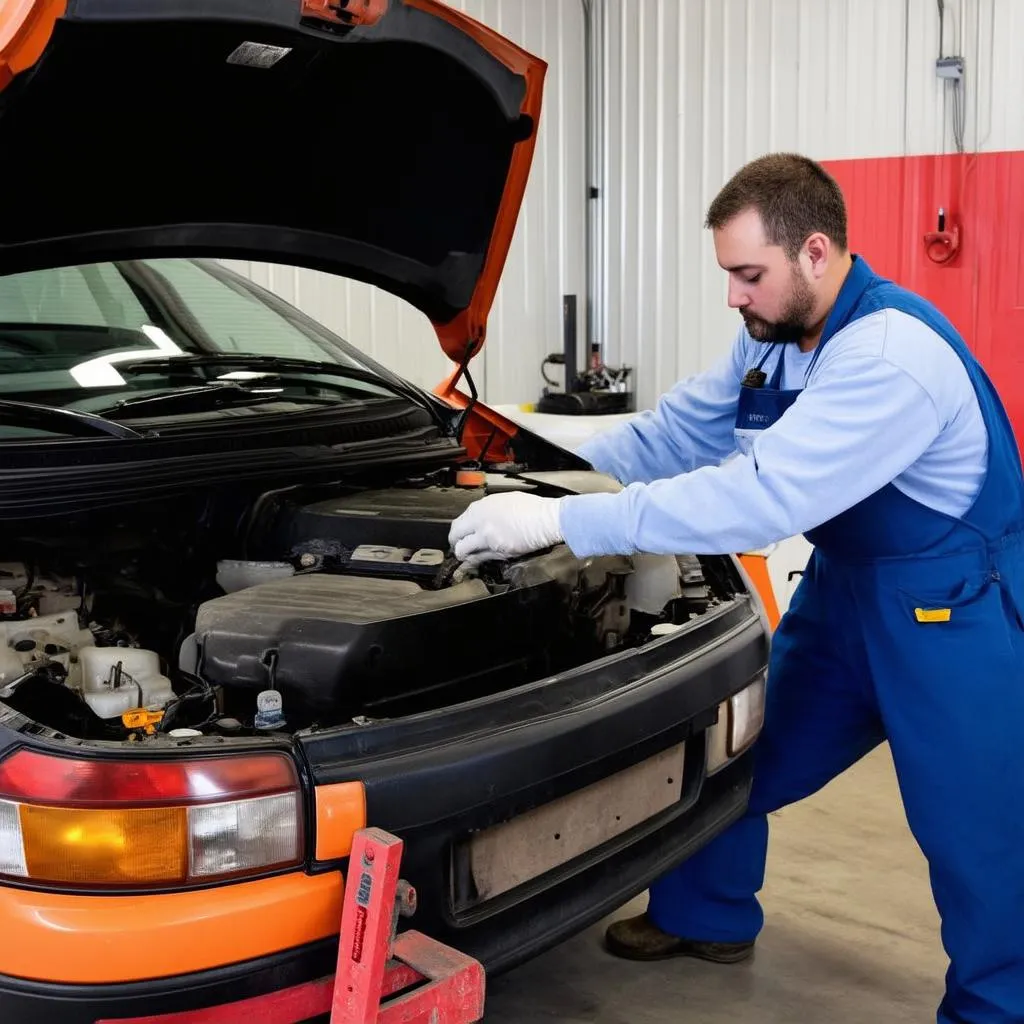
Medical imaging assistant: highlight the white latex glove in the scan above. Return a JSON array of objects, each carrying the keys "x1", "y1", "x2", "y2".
[{"x1": 448, "y1": 492, "x2": 565, "y2": 565}]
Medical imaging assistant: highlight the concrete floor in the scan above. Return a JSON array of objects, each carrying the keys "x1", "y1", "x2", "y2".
[{"x1": 484, "y1": 746, "x2": 946, "y2": 1023}]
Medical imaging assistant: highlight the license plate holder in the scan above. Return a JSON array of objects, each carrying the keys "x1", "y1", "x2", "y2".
[{"x1": 455, "y1": 743, "x2": 685, "y2": 910}]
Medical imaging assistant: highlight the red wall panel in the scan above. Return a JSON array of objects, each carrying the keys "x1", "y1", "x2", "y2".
[{"x1": 822, "y1": 151, "x2": 1024, "y2": 449}]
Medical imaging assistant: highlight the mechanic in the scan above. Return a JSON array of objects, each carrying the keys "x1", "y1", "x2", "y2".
[{"x1": 448, "y1": 153, "x2": 1024, "y2": 1023}]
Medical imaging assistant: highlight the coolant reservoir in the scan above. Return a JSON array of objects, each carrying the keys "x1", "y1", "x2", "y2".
[
  {"x1": 81, "y1": 675, "x2": 141, "y2": 720},
  {"x1": 2, "y1": 612, "x2": 95, "y2": 687},
  {"x1": 625, "y1": 554, "x2": 684, "y2": 615},
  {"x1": 80, "y1": 648, "x2": 175, "y2": 718}
]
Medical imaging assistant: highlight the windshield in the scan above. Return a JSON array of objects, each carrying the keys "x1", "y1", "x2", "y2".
[{"x1": 0, "y1": 258, "x2": 401, "y2": 423}]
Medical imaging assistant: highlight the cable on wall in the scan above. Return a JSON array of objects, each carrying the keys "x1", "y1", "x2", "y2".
[{"x1": 936, "y1": 0, "x2": 966, "y2": 154}]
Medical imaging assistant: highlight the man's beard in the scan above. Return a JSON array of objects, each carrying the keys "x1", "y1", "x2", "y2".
[{"x1": 741, "y1": 265, "x2": 816, "y2": 343}]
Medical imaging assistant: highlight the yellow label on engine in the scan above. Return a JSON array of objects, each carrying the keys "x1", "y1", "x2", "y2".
[{"x1": 915, "y1": 607, "x2": 952, "y2": 623}]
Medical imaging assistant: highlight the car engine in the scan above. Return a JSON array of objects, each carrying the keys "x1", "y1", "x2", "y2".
[{"x1": 0, "y1": 469, "x2": 733, "y2": 740}]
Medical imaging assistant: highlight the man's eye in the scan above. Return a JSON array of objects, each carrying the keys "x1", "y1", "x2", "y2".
[{"x1": 745, "y1": 273, "x2": 762, "y2": 284}]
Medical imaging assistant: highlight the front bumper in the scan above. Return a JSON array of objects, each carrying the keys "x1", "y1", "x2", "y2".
[
  {"x1": 0, "y1": 757, "x2": 750, "y2": 1024},
  {"x1": 303, "y1": 599, "x2": 766, "y2": 972},
  {"x1": 0, "y1": 600, "x2": 766, "y2": 1022}
]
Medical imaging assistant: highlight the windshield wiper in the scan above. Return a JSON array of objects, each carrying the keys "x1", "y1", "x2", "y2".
[
  {"x1": 0, "y1": 400, "x2": 145, "y2": 440},
  {"x1": 99, "y1": 383, "x2": 340, "y2": 418},
  {"x1": 117, "y1": 354, "x2": 407, "y2": 392},
  {"x1": 115, "y1": 354, "x2": 445, "y2": 428}
]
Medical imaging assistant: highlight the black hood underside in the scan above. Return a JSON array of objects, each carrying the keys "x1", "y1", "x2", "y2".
[{"x1": 0, "y1": 0, "x2": 535, "y2": 327}]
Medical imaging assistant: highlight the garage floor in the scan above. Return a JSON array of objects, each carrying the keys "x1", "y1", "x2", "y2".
[{"x1": 483, "y1": 745, "x2": 945, "y2": 1023}]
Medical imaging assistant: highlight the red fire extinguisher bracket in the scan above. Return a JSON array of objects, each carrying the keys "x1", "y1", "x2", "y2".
[{"x1": 925, "y1": 207, "x2": 962, "y2": 264}]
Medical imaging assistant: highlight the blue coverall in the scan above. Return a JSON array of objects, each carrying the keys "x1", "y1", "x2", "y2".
[{"x1": 565, "y1": 256, "x2": 1024, "y2": 1023}]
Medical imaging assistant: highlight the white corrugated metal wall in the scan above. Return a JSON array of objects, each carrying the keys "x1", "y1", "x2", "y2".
[
  {"x1": 224, "y1": 0, "x2": 586, "y2": 406},
  {"x1": 596, "y1": 0, "x2": 1024, "y2": 412},
  {"x1": 597, "y1": 0, "x2": 909, "y2": 409}
]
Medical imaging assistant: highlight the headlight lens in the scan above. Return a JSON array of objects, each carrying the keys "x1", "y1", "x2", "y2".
[
  {"x1": 0, "y1": 750, "x2": 303, "y2": 889},
  {"x1": 707, "y1": 675, "x2": 767, "y2": 775}
]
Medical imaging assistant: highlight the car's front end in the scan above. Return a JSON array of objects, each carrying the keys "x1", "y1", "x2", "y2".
[{"x1": 0, "y1": 3, "x2": 771, "y2": 1020}]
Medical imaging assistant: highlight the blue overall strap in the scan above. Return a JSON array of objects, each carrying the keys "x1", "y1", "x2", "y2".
[
  {"x1": 805, "y1": 255, "x2": 876, "y2": 379},
  {"x1": 766, "y1": 345, "x2": 786, "y2": 389},
  {"x1": 747, "y1": 342, "x2": 778, "y2": 378},
  {"x1": 806, "y1": 256, "x2": 1024, "y2": 556},
  {"x1": 743, "y1": 344, "x2": 786, "y2": 389},
  {"x1": 854, "y1": 279, "x2": 1024, "y2": 543}
]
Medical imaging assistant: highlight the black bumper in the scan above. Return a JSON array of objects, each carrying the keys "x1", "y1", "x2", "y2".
[
  {"x1": 302, "y1": 600, "x2": 766, "y2": 973},
  {"x1": 0, "y1": 757, "x2": 750, "y2": 1024}
]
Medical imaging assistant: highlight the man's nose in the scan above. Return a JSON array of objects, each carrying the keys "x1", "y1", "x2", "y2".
[{"x1": 728, "y1": 282, "x2": 749, "y2": 309}]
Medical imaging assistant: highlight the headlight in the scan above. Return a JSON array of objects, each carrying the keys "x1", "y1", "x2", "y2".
[
  {"x1": 0, "y1": 749, "x2": 303, "y2": 889},
  {"x1": 706, "y1": 675, "x2": 766, "y2": 775}
]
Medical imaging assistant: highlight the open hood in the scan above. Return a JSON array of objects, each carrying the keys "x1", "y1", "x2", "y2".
[{"x1": 0, "y1": 0, "x2": 546, "y2": 363}]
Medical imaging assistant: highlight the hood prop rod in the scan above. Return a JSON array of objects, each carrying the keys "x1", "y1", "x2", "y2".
[{"x1": 452, "y1": 344, "x2": 479, "y2": 448}]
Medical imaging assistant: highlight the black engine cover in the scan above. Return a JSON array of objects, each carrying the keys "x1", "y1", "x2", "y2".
[
  {"x1": 180, "y1": 571, "x2": 565, "y2": 724},
  {"x1": 270, "y1": 485, "x2": 485, "y2": 557}
]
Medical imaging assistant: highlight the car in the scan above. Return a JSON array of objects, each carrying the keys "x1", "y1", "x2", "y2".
[{"x1": 0, "y1": 2, "x2": 772, "y2": 1021}]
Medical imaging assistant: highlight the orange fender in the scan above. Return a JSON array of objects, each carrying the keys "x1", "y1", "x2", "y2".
[
  {"x1": 738, "y1": 552, "x2": 780, "y2": 631},
  {"x1": 0, "y1": 0, "x2": 65, "y2": 94}
]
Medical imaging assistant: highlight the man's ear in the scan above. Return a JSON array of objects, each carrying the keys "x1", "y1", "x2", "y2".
[{"x1": 804, "y1": 233, "x2": 831, "y2": 279}]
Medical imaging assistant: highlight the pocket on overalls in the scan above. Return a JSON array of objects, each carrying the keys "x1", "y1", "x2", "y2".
[
  {"x1": 886, "y1": 567, "x2": 1022, "y2": 699},
  {"x1": 896, "y1": 569, "x2": 999, "y2": 628}
]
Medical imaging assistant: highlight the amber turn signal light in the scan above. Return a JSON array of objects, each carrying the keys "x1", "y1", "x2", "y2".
[{"x1": 0, "y1": 749, "x2": 303, "y2": 890}]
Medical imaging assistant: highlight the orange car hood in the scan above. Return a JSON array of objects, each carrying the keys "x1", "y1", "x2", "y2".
[{"x1": 0, "y1": 0, "x2": 545, "y2": 364}]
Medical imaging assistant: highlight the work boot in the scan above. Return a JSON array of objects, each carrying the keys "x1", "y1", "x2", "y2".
[{"x1": 604, "y1": 914, "x2": 755, "y2": 963}]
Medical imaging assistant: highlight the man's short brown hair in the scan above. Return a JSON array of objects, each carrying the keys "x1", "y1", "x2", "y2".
[{"x1": 705, "y1": 153, "x2": 848, "y2": 258}]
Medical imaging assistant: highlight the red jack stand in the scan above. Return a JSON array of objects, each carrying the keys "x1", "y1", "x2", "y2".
[{"x1": 330, "y1": 827, "x2": 486, "y2": 1024}]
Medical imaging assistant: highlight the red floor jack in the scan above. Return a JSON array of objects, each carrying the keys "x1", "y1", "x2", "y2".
[
  {"x1": 103, "y1": 828, "x2": 486, "y2": 1024},
  {"x1": 330, "y1": 827, "x2": 486, "y2": 1023}
]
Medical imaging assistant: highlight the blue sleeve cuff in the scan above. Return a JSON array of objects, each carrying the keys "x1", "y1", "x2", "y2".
[{"x1": 558, "y1": 491, "x2": 634, "y2": 557}]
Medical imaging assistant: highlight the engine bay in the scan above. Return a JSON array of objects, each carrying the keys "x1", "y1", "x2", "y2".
[{"x1": 0, "y1": 466, "x2": 745, "y2": 742}]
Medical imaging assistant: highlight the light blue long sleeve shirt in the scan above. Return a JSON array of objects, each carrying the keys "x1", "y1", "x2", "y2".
[{"x1": 558, "y1": 309, "x2": 989, "y2": 557}]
